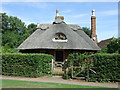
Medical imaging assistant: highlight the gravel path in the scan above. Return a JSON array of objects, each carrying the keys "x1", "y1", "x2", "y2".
[{"x1": 1, "y1": 75, "x2": 119, "y2": 88}]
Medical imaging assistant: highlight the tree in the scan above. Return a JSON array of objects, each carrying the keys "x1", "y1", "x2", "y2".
[
  {"x1": 26, "y1": 23, "x2": 37, "y2": 37},
  {"x1": 2, "y1": 13, "x2": 27, "y2": 49},
  {"x1": 82, "y1": 27, "x2": 91, "y2": 38},
  {"x1": 2, "y1": 13, "x2": 37, "y2": 53},
  {"x1": 27, "y1": 23, "x2": 37, "y2": 34},
  {"x1": 1, "y1": 13, "x2": 9, "y2": 32},
  {"x1": 107, "y1": 38, "x2": 120, "y2": 53}
]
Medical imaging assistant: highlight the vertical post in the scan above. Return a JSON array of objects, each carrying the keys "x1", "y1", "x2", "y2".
[
  {"x1": 87, "y1": 60, "x2": 89, "y2": 80},
  {"x1": 71, "y1": 66, "x2": 73, "y2": 78},
  {"x1": 51, "y1": 59, "x2": 54, "y2": 73}
]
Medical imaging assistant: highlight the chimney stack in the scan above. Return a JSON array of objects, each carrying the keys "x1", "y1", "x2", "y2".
[
  {"x1": 53, "y1": 9, "x2": 64, "y2": 24},
  {"x1": 91, "y1": 9, "x2": 98, "y2": 43}
]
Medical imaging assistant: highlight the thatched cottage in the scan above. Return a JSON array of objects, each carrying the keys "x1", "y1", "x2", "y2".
[{"x1": 18, "y1": 10, "x2": 100, "y2": 62}]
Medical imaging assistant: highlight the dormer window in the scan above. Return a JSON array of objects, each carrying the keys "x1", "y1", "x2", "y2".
[
  {"x1": 52, "y1": 33, "x2": 68, "y2": 42},
  {"x1": 55, "y1": 33, "x2": 67, "y2": 40}
]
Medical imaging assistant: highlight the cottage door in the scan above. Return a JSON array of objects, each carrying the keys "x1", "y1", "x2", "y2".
[
  {"x1": 55, "y1": 51, "x2": 63, "y2": 62},
  {"x1": 53, "y1": 51, "x2": 64, "y2": 75}
]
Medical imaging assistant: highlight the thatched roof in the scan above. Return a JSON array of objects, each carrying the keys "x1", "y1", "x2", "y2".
[
  {"x1": 18, "y1": 23, "x2": 100, "y2": 51},
  {"x1": 37, "y1": 24, "x2": 82, "y2": 30}
]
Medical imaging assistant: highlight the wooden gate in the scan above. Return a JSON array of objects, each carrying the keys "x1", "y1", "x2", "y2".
[
  {"x1": 64, "y1": 62, "x2": 96, "y2": 79},
  {"x1": 51, "y1": 59, "x2": 64, "y2": 75}
]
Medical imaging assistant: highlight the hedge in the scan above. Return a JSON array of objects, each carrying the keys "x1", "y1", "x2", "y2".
[
  {"x1": 2, "y1": 53, "x2": 53, "y2": 77},
  {"x1": 63, "y1": 53, "x2": 120, "y2": 82},
  {"x1": 88, "y1": 53, "x2": 120, "y2": 82}
]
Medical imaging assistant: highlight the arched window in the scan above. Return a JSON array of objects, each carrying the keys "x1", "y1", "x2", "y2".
[
  {"x1": 55, "y1": 33, "x2": 67, "y2": 40},
  {"x1": 52, "y1": 33, "x2": 68, "y2": 42}
]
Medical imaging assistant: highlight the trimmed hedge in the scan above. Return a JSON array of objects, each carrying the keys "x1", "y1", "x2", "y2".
[
  {"x1": 88, "y1": 53, "x2": 120, "y2": 82},
  {"x1": 2, "y1": 53, "x2": 53, "y2": 77},
  {"x1": 63, "y1": 53, "x2": 120, "y2": 82}
]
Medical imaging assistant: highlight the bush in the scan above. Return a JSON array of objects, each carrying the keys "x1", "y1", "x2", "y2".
[
  {"x1": 62, "y1": 53, "x2": 93, "y2": 79},
  {"x1": 1, "y1": 44, "x2": 19, "y2": 53},
  {"x1": 62, "y1": 74, "x2": 71, "y2": 79},
  {"x1": 63, "y1": 53, "x2": 120, "y2": 82},
  {"x1": 2, "y1": 53, "x2": 53, "y2": 77},
  {"x1": 107, "y1": 39, "x2": 120, "y2": 53},
  {"x1": 89, "y1": 53, "x2": 120, "y2": 82}
]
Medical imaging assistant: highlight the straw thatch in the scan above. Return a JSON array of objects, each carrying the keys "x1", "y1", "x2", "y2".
[{"x1": 18, "y1": 23, "x2": 100, "y2": 51}]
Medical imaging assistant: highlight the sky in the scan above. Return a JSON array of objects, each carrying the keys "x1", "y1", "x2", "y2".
[{"x1": 1, "y1": 2, "x2": 119, "y2": 42}]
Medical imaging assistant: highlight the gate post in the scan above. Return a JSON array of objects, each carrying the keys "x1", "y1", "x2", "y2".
[
  {"x1": 51, "y1": 59, "x2": 54, "y2": 73},
  {"x1": 71, "y1": 66, "x2": 73, "y2": 78}
]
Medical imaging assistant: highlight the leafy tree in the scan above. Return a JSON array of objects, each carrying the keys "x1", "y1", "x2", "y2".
[
  {"x1": 82, "y1": 27, "x2": 91, "y2": 37},
  {"x1": 107, "y1": 38, "x2": 120, "y2": 53},
  {"x1": 2, "y1": 13, "x2": 27, "y2": 49},
  {"x1": 27, "y1": 23, "x2": 37, "y2": 34},
  {"x1": 1, "y1": 13, "x2": 9, "y2": 32},
  {"x1": 25, "y1": 23, "x2": 37, "y2": 37},
  {"x1": 2, "y1": 13, "x2": 37, "y2": 53}
]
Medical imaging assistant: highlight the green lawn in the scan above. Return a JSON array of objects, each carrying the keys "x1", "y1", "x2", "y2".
[{"x1": 2, "y1": 79, "x2": 107, "y2": 88}]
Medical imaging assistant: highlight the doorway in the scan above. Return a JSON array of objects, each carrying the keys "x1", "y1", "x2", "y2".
[
  {"x1": 53, "y1": 51, "x2": 64, "y2": 75},
  {"x1": 55, "y1": 51, "x2": 64, "y2": 62}
]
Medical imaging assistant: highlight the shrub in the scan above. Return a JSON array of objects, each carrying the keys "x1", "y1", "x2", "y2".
[
  {"x1": 63, "y1": 53, "x2": 93, "y2": 79},
  {"x1": 63, "y1": 53, "x2": 120, "y2": 82},
  {"x1": 62, "y1": 74, "x2": 71, "y2": 79},
  {"x1": 89, "y1": 53, "x2": 120, "y2": 82},
  {"x1": 2, "y1": 53, "x2": 53, "y2": 77}
]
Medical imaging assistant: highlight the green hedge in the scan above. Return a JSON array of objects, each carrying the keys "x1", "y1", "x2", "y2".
[
  {"x1": 2, "y1": 53, "x2": 53, "y2": 77},
  {"x1": 88, "y1": 53, "x2": 120, "y2": 82},
  {"x1": 63, "y1": 53, "x2": 120, "y2": 82}
]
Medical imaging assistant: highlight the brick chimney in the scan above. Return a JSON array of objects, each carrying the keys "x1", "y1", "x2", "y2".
[{"x1": 91, "y1": 9, "x2": 98, "y2": 43}]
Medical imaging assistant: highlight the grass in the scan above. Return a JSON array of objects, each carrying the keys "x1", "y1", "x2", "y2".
[{"x1": 2, "y1": 79, "x2": 107, "y2": 88}]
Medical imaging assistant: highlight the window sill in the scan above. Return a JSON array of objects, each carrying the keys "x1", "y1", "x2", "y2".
[{"x1": 52, "y1": 38, "x2": 68, "y2": 42}]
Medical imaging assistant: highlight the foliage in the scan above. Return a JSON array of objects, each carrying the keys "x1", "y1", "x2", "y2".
[
  {"x1": 25, "y1": 23, "x2": 37, "y2": 38},
  {"x1": 2, "y1": 53, "x2": 53, "y2": 77},
  {"x1": 2, "y1": 13, "x2": 26, "y2": 48},
  {"x1": 2, "y1": 13, "x2": 37, "y2": 52},
  {"x1": 98, "y1": 47, "x2": 108, "y2": 53},
  {"x1": 82, "y1": 27, "x2": 91, "y2": 38},
  {"x1": 62, "y1": 74, "x2": 71, "y2": 79},
  {"x1": 98, "y1": 38, "x2": 120, "y2": 54},
  {"x1": 66, "y1": 53, "x2": 89, "y2": 66},
  {"x1": 1, "y1": 44, "x2": 19, "y2": 53},
  {"x1": 63, "y1": 53, "x2": 120, "y2": 82},
  {"x1": 107, "y1": 39, "x2": 120, "y2": 53},
  {"x1": 88, "y1": 53, "x2": 120, "y2": 82},
  {"x1": 63, "y1": 53, "x2": 93, "y2": 79}
]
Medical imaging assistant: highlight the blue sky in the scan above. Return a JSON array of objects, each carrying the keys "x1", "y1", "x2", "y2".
[{"x1": 2, "y1": 2, "x2": 118, "y2": 42}]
